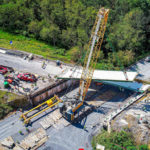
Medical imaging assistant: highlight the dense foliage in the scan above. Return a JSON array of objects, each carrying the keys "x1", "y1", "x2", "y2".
[
  {"x1": 92, "y1": 130, "x2": 149, "y2": 150},
  {"x1": 0, "y1": 0, "x2": 150, "y2": 69}
]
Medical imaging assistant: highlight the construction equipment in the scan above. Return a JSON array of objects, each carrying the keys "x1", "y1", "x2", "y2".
[
  {"x1": 4, "y1": 81, "x2": 9, "y2": 88},
  {"x1": 20, "y1": 95, "x2": 62, "y2": 125},
  {"x1": 59, "y1": 8, "x2": 109, "y2": 121}
]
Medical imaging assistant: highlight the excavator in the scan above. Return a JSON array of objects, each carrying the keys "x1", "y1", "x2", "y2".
[{"x1": 59, "y1": 8, "x2": 109, "y2": 122}]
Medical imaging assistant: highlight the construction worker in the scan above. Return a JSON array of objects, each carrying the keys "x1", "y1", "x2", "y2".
[
  {"x1": 31, "y1": 84, "x2": 34, "y2": 88},
  {"x1": 56, "y1": 60, "x2": 60, "y2": 66},
  {"x1": 42, "y1": 61, "x2": 46, "y2": 69},
  {"x1": 42, "y1": 76, "x2": 45, "y2": 82},
  {"x1": 48, "y1": 74, "x2": 51, "y2": 78},
  {"x1": 137, "y1": 114, "x2": 140, "y2": 124}
]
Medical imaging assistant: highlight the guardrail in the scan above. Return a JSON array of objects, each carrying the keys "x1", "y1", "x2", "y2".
[{"x1": 104, "y1": 93, "x2": 148, "y2": 122}]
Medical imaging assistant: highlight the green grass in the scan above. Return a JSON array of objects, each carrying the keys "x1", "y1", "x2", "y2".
[
  {"x1": 0, "y1": 90, "x2": 20, "y2": 102},
  {"x1": 0, "y1": 90, "x2": 18, "y2": 119},
  {"x1": 92, "y1": 130, "x2": 149, "y2": 150},
  {"x1": 0, "y1": 29, "x2": 111, "y2": 68},
  {"x1": 0, "y1": 90, "x2": 27, "y2": 119},
  {"x1": 0, "y1": 29, "x2": 72, "y2": 62}
]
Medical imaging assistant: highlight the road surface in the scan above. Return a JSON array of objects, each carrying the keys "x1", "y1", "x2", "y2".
[
  {"x1": 0, "y1": 84, "x2": 133, "y2": 150},
  {"x1": 0, "y1": 53, "x2": 70, "y2": 77},
  {"x1": 129, "y1": 58, "x2": 150, "y2": 82}
]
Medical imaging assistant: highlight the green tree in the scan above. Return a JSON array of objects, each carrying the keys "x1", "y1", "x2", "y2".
[
  {"x1": 40, "y1": 24, "x2": 60, "y2": 45},
  {"x1": 61, "y1": 28, "x2": 77, "y2": 48},
  {"x1": 108, "y1": 8, "x2": 145, "y2": 54},
  {"x1": 0, "y1": 2, "x2": 32, "y2": 33},
  {"x1": 28, "y1": 21, "x2": 42, "y2": 38},
  {"x1": 0, "y1": 0, "x2": 149, "y2": 64}
]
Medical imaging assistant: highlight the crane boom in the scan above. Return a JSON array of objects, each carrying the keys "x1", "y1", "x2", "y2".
[
  {"x1": 59, "y1": 8, "x2": 109, "y2": 121},
  {"x1": 73, "y1": 8, "x2": 109, "y2": 113}
]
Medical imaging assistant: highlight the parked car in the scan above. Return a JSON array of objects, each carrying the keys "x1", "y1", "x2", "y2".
[
  {"x1": 0, "y1": 65, "x2": 14, "y2": 74},
  {"x1": 17, "y1": 73, "x2": 37, "y2": 82},
  {"x1": 0, "y1": 65, "x2": 8, "y2": 75}
]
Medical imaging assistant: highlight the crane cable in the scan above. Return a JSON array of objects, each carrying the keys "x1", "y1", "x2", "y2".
[{"x1": 62, "y1": 49, "x2": 87, "y2": 99}]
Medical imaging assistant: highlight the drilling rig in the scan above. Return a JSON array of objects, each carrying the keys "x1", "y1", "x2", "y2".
[{"x1": 59, "y1": 8, "x2": 109, "y2": 122}]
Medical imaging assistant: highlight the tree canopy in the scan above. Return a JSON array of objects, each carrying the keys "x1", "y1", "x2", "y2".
[{"x1": 0, "y1": 0, "x2": 150, "y2": 69}]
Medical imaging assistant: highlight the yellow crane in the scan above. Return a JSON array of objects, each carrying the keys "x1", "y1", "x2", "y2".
[
  {"x1": 20, "y1": 7, "x2": 109, "y2": 124},
  {"x1": 59, "y1": 8, "x2": 109, "y2": 121}
]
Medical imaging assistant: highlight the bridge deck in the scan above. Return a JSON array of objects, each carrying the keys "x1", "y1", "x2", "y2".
[{"x1": 58, "y1": 69, "x2": 138, "y2": 82}]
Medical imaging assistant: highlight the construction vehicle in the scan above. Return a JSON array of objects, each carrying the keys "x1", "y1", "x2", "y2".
[
  {"x1": 58, "y1": 8, "x2": 109, "y2": 122},
  {"x1": 0, "y1": 65, "x2": 8, "y2": 75},
  {"x1": 20, "y1": 95, "x2": 62, "y2": 125},
  {"x1": 0, "y1": 65, "x2": 14, "y2": 74}
]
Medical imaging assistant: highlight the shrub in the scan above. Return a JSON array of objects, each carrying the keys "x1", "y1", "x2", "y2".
[
  {"x1": 0, "y1": 104, "x2": 13, "y2": 119},
  {"x1": 92, "y1": 130, "x2": 135, "y2": 150},
  {"x1": 127, "y1": 146, "x2": 137, "y2": 150},
  {"x1": 138, "y1": 145, "x2": 149, "y2": 150}
]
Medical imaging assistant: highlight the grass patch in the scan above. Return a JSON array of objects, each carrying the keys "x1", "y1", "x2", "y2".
[
  {"x1": 0, "y1": 29, "x2": 72, "y2": 62},
  {"x1": 0, "y1": 90, "x2": 21, "y2": 102},
  {"x1": 0, "y1": 90, "x2": 21, "y2": 119},
  {"x1": 92, "y1": 130, "x2": 149, "y2": 150}
]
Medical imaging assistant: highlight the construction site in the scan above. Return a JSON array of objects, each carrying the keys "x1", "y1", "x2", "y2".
[{"x1": 0, "y1": 8, "x2": 150, "y2": 150}]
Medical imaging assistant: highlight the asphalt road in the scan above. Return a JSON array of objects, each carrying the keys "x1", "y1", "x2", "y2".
[
  {"x1": 0, "y1": 53, "x2": 70, "y2": 77},
  {"x1": 0, "y1": 74, "x2": 4, "y2": 88},
  {"x1": 129, "y1": 58, "x2": 150, "y2": 82}
]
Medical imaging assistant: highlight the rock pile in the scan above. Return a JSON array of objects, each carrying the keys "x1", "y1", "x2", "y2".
[
  {"x1": 111, "y1": 109, "x2": 150, "y2": 145},
  {"x1": 0, "y1": 128, "x2": 48, "y2": 150}
]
